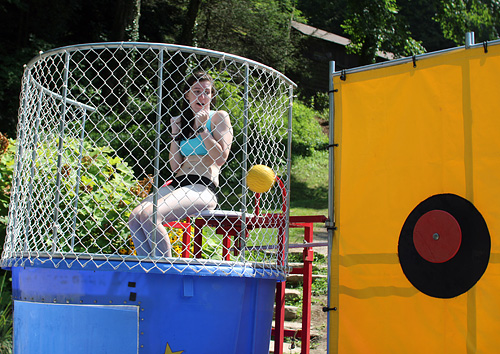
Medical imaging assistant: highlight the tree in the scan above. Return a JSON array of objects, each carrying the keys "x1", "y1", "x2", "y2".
[
  {"x1": 2, "y1": 0, "x2": 500, "y2": 138},
  {"x1": 341, "y1": 0, "x2": 426, "y2": 64},
  {"x1": 0, "y1": 0, "x2": 146, "y2": 137},
  {"x1": 112, "y1": 0, "x2": 142, "y2": 42},
  {"x1": 178, "y1": 0, "x2": 203, "y2": 45},
  {"x1": 398, "y1": 0, "x2": 456, "y2": 52},
  {"x1": 196, "y1": 0, "x2": 303, "y2": 72},
  {"x1": 433, "y1": 0, "x2": 500, "y2": 45},
  {"x1": 296, "y1": 0, "x2": 347, "y2": 34},
  {"x1": 0, "y1": 0, "x2": 82, "y2": 137}
]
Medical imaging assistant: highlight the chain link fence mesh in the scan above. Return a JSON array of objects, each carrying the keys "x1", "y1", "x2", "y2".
[{"x1": 1, "y1": 43, "x2": 295, "y2": 277}]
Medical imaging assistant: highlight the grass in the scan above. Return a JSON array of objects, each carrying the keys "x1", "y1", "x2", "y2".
[
  {"x1": 289, "y1": 149, "x2": 329, "y2": 244},
  {"x1": 290, "y1": 149, "x2": 329, "y2": 211}
]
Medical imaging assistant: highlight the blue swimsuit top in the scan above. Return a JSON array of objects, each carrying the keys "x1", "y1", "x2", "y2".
[{"x1": 179, "y1": 111, "x2": 214, "y2": 157}]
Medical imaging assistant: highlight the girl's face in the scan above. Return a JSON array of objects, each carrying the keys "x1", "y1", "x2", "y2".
[{"x1": 186, "y1": 80, "x2": 213, "y2": 114}]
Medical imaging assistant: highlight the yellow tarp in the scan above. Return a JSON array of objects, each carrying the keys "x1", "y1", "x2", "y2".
[{"x1": 330, "y1": 43, "x2": 500, "y2": 353}]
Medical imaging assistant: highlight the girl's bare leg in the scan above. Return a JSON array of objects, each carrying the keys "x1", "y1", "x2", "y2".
[{"x1": 129, "y1": 184, "x2": 216, "y2": 257}]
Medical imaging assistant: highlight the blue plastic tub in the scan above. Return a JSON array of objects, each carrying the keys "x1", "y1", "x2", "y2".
[{"x1": 11, "y1": 259, "x2": 283, "y2": 354}]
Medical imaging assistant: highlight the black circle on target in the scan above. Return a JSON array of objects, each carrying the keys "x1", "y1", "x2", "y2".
[{"x1": 398, "y1": 193, "x2": 490, "y2": 298}]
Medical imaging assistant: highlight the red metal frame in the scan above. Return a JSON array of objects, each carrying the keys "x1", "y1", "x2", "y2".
[
  {"x1": 192, "y1": 176, "x2": 288, "y2": 261},
  {"x1": 162, "y1": 218, "x2": 192, "y2": 258},
  {"x1": 191, "y1": 213, "x2": 326, "y2": 354},
  {"x1": 271, "y1": 215, "x2": 326, "y2": 354},
  {"x1": 160, "y1": 178, "x2": 327, "y2": 353}
]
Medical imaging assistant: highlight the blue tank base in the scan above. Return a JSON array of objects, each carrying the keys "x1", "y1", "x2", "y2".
[{"x1": 11, "y1": 260, "x2": 282, "y2": 354}]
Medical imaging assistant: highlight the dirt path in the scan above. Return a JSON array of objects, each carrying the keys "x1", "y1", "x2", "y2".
[{"x1": 309, "y1": 296, "x2": 328, "y2": 353}]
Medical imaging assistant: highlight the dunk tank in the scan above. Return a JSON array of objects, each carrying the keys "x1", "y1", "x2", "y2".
[
  {"x1": 1, "y1": 43, "x2": 295, "y2": 353},
  {"x1": 327, "y1": 37, "x2": 500, "y2": 352}
]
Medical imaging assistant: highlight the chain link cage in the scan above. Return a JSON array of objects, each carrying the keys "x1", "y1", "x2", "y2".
[{"x1": 1, "y1": 43, "x2": 295, "y2": 277}]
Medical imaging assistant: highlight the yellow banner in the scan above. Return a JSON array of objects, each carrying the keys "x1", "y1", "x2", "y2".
[{"x1": 330, "y1": 43, "x2": 500, "y2": 353}]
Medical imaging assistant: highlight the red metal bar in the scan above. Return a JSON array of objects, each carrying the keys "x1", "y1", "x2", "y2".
[
  {"x1": 181, "y1": 217, "x2": 191, "y2": 258},
  {"x1": 163, "y1": 219, "x2": 192, "y2": 258},
  {"x1": 289, "y1": 215, "x2": 327, "y2": 223},
  {"x1": 274, "y1": 281, "x2": 286, "y2": 354},
  {"x1": 272, "y1": 221, "x2": 321, "y2": 354},
  {"x1": 180, "y1": 175, "x2": 325, "y2": 354},
  {"x1": 301, "y1": 224, "x2": 314, "y2": 354},
  {"x1": 271, "y1": 328, "x2": 303, "y2": 338},
  {"x1": 290, "y1": 267, "x2": 304, "y2": 275},
  {"x1": 222, "y1": 233, "x2": 232, "y2": 261},
  {"x1": 193, "y1": 219, "x2": 205, "y2": 258}
]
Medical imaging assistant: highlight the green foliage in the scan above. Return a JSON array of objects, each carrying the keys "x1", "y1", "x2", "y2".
[
  {"x1": 0, "y1": 134, "x2": 15, "y2": 250},
  {"x1": 196, "y1": 0, "x2": 304, "y2": 72},
  {"x1": 54, "y1": 139, "x2": 138, "y2": 253},
  {"x1": 397, "y1": 0, "x2": 456, "y2": 52},
  {"x1": 0, "y1": 135, "x2": 141, "y2": 254},
  {"x1": 3, "y1": 0, "x2": 500, "y2": 140},
  {"x1": 434, "y1": 0, "x2": 500, "y2": 44},
  {"x1": 341, "y1": 0, "x2": 426, "y2": 63},
  {"x1": 0, "y1": 272, "x2": 12, "y2": 354},
  {"x1": 290, "y1": 101, "x2": 328, "y2": 156},
  {"x1": 200, "y1": 231, "x2": 225, "y2": 261},
  {"x1": 288, "y1": 148, "x2": 328, "y2": 244},
  {"x1": 140, "y1": 0, "x2": 186, "y2": 43},
  {"x1": 296, "y1": 0, "x2": 347, "y2": 33},
  {"x1": 311, "y1": 276, "x2": 328, "y2": 296},
  {"x1": 0, "y1": 48, "x2": 38, "y2": 138}
]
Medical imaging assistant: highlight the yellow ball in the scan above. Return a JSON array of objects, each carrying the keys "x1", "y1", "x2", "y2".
[{"x1": 246, "y1": 165, "x2": 276, "y2": 193}]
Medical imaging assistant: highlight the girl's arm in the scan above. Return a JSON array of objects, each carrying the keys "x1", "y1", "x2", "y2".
[
  {"x1": 169, "y1": 116, "x2": 184, "y2": 172},
  {"x1": 199, "y1": 111, "x2": 233, "y2": 167}
]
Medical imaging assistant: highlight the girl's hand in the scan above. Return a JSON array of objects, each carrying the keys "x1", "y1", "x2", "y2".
[
  {"x1": 171, "y1": 116, "x2": 181, "y2": 135},
  {"x1": 194, "y1": 110, "x2": 210, "y2": 129}
]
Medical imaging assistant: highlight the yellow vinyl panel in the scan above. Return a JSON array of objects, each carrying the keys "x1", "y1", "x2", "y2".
[
  {"x1": 330, "y1": 43, "x2": 500, "y2": 353},
  {"x1": 467, "y1": 45, "x2": 500, "y2": 353}
]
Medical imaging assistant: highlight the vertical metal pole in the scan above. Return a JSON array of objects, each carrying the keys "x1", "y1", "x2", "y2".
[
  {"x1": 283, "y1": 85, "x2": 294, "y2": 266},
  {"x1": 70, "y1": 108, "x2": 88, "y2": 251},
  {"x1": 240, "y1": 63, "x2": 250, "y2": 262},
  {"x1": 465, "y1": 32, "x2": 475, "y2": 49},
  {"x1": 327, "y1": 60, "x2": 336, "y2": 354},
  {"x1": 52, "y1": 51, "x2": 71, "y2": 253},
  {"x1": 24, "y1": 87, "x2": 43, "y2": 253},
  {"x1": 151, "y1": 49, "x2": 164, "y2": 257},
  {"x1": 13, "y1": 70, "x2": 31, "y2": 255}
]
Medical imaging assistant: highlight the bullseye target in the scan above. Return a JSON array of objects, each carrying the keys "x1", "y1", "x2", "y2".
[{"x1": 398, "y1": 194, "x2": 491, "y2": 298}]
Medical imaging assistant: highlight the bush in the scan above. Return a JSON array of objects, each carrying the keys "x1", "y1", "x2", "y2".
[
  {"x1": 0, "y1": 133, "x2": 15, "y2": 252},
  {"x1": 0, "y1": 133, "x2": 198, "y2": 257},
  {"x1": 0, "y1": 135, "x2": 142, "y2": 254},
  {"x1": 0, "y1": 272, "x2": 11, "y2": 354},
  {"x1": 290, "y1": 101, "x2": 329, "y2": 156}
]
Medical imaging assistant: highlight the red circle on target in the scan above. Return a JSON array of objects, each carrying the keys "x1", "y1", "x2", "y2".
[{"x1": 413, "y1": 210, "x2": 462, "y2": 263}]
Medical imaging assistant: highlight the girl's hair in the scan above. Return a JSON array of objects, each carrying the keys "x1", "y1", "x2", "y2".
[{"x1": 179, "y1": 71, "x2": 216, "y2": 140}]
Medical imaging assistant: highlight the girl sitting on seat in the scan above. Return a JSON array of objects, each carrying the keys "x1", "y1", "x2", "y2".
[{"x1": 129, "y1": 71, "x2": 233, "y2": 257}]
